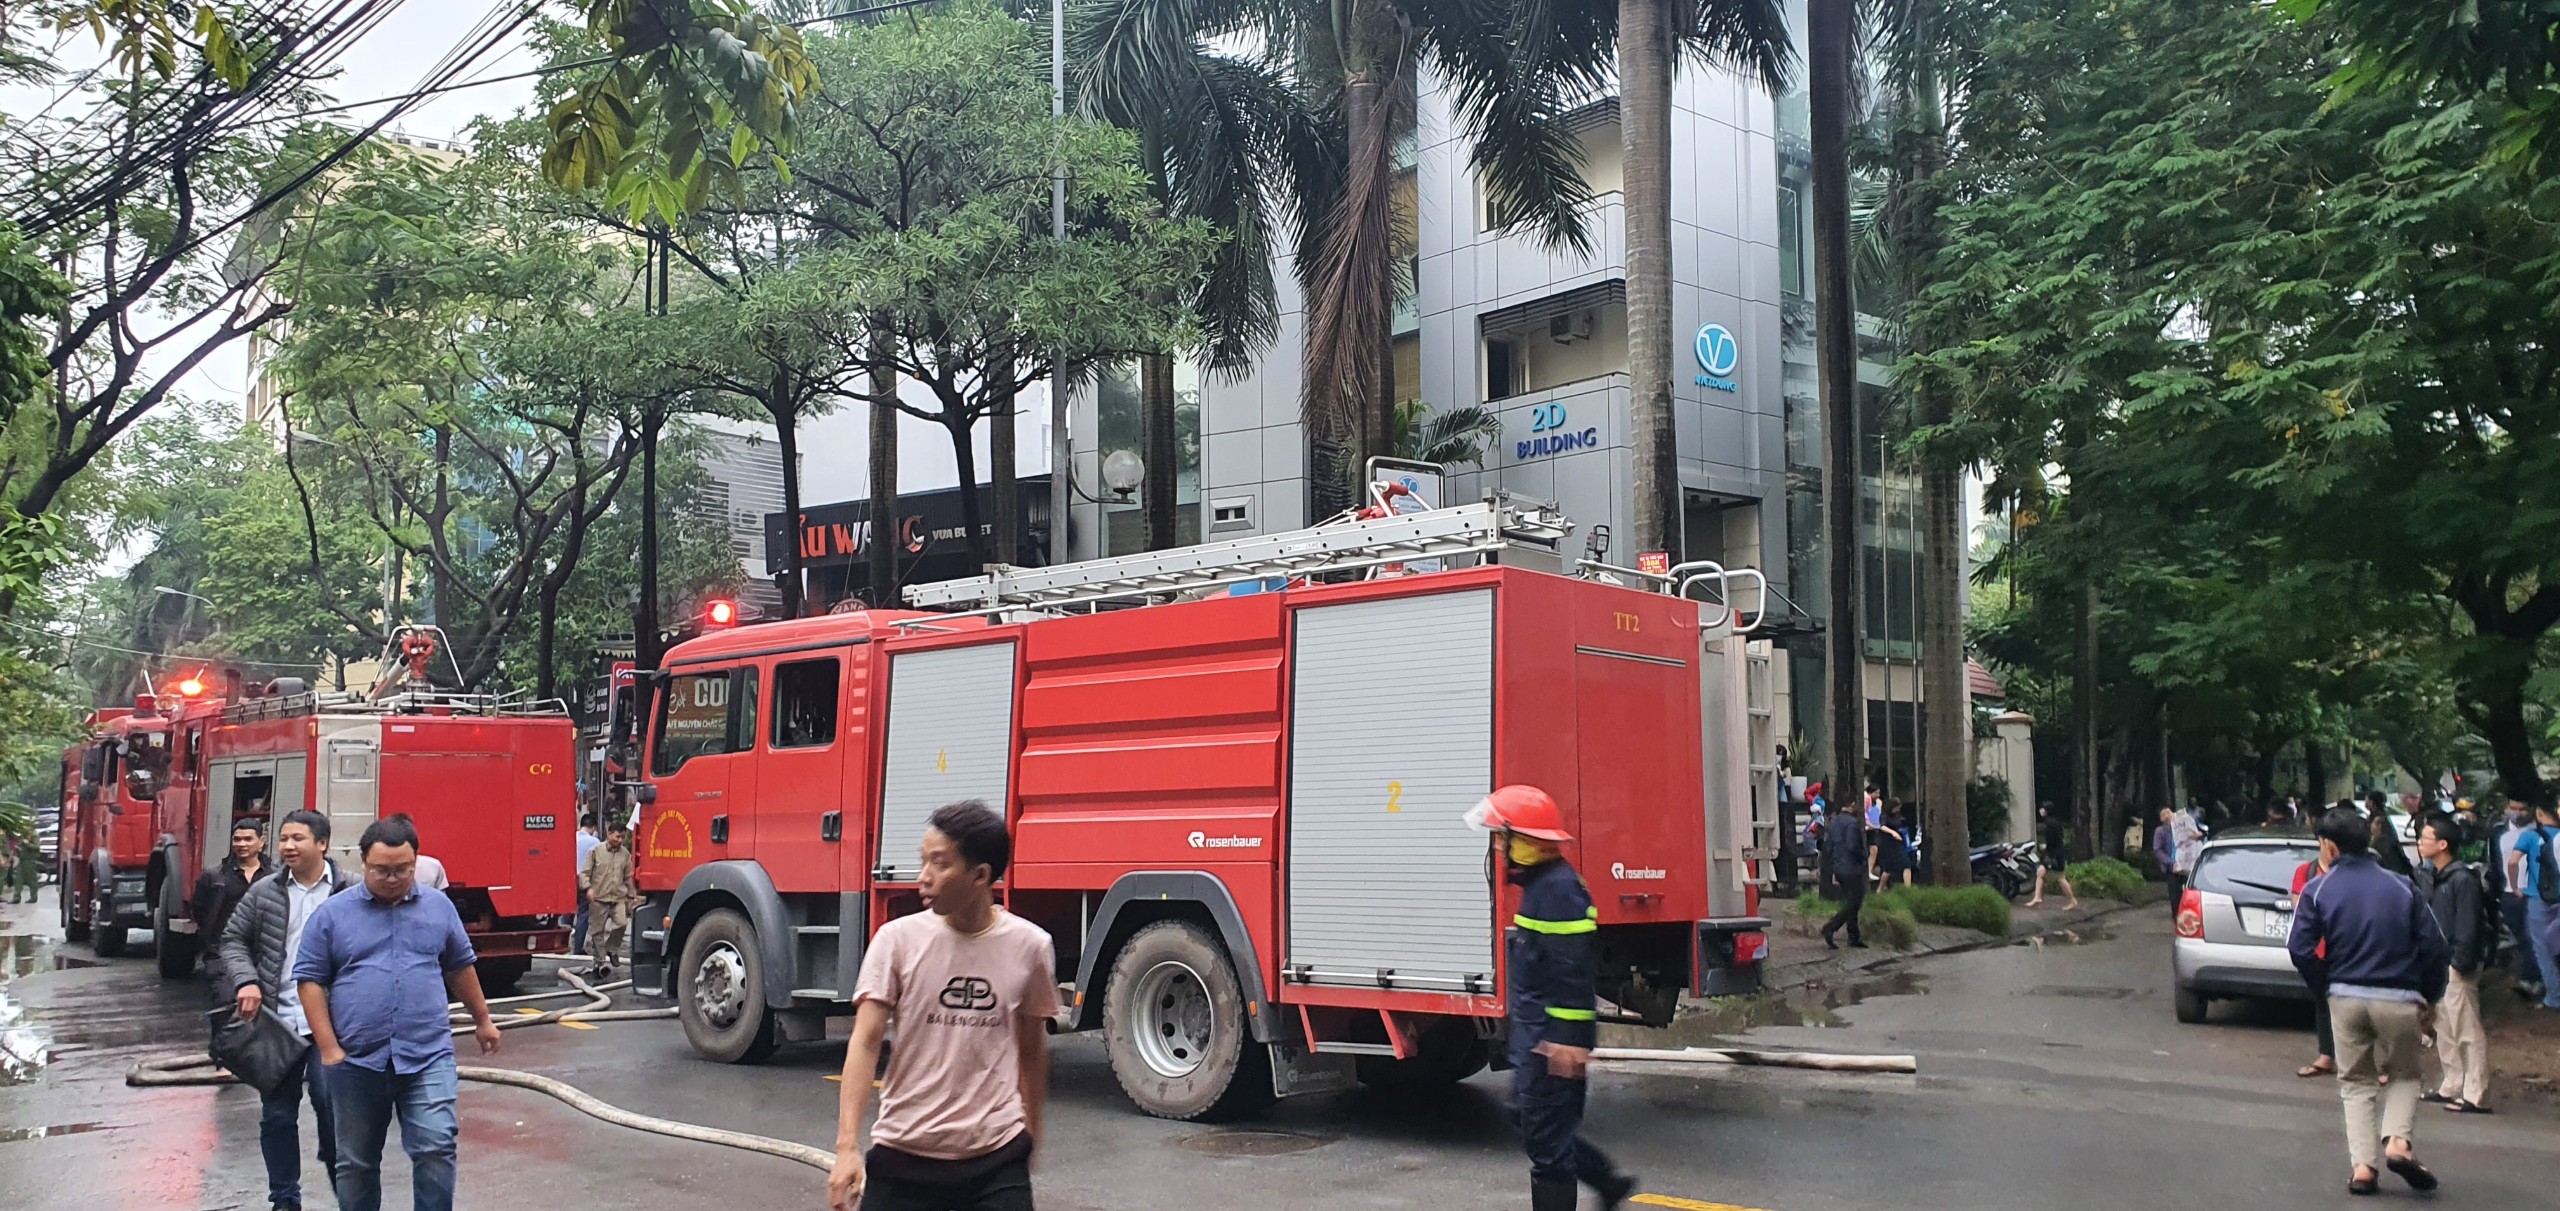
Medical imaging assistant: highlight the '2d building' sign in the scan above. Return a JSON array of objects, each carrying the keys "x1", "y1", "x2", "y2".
[{"x1": 1515, "y1": 401, "x2": 1599, "y2": 460}]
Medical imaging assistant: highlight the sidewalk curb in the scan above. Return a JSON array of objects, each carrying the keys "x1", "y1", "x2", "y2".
[{"x1": 1760, "y1": 897, "x2": 2154, "y2": 993}]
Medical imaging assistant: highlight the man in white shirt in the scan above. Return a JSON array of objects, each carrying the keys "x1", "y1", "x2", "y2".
[{"x1": 217, "y1": 810, "x2": 356, "y2": 1211}]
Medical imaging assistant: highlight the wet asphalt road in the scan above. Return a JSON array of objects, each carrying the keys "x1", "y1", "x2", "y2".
[{"x1": 5, "y1": 896, "x2": 2558, "y2": 1211}]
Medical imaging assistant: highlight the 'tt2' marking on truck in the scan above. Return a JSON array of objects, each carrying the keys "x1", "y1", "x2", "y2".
[{"x1": 1385, "y1": 780, "x2": 1404, "y2": 813}]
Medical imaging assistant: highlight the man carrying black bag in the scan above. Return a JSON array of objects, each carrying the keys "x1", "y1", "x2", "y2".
[{"x1": 217, "y1": 810, "x2": 355, "y2": 1211}]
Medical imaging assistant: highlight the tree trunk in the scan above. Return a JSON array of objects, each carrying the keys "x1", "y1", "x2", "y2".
[
  {"x1": 635, "y1": 413, "x2": 663, "y2": 670},
  {"x1": 2460, "y1": 652, "x2": 2546, "y2": 805},
  {"x1": 867, "y1": 318, "x2": 900, "y2": 606},
  {"x1": 1921, "y1": 460, "x2": 1966, "y2": 884},
  {"x1": 950, "y1": 413, "x2": 990, "y2": 570},
  {"x1": 1811, "y1": 0, "x2": 1864, "y2": 802},
  {"x1": 771, "y1": 384, "x2": 805, "y2": 620},
  {"x1": 1143, "y1": 349, "x2": 1178, "y2": 550},
  {"x1": 2303, "y1": 736, "x2": 2328, "y2": 806},
  {"x1": 2074, "y1": 579, "x2": 2100, "y2": 862},
  {"x1": 1621, "y1": 0, "x2": 1680, "y2": 557},
  {"x1": 535, "y1": 567, "x2": 562, "y2": 705},
  {"x1": 991, "y1": 346, "x2": 1020, "y2": 566}
]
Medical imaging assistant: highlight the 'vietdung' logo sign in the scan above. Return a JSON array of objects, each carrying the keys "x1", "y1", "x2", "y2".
[{"x1": 1694, "y1": 323, "x2": 1739, "y2": 393}]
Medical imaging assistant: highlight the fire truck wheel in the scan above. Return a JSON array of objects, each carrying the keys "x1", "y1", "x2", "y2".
[
  {"x1": 60, "y1": 880, "x2": 89, "y2": 943},
  {"x1": 677, "y1": 909, "x2": 779, "y2": 1063},
  {"x1": 92, "y1": 902, "x2": 128, "y2": 958},
  {"x1": 1101, "y1": 920, "x2": 1272, "y2": 1121},
  {"x1": 476, "y1": 956, "x2": 531, "y2": 994},
  {"x1": 152, "y1": 906, "x2": 197, "y2": 978}
]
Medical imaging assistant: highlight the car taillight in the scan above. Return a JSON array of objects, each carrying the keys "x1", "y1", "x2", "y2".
[{"x1": 2175, "y1": 888, "x2": 2204, "y2": 939}]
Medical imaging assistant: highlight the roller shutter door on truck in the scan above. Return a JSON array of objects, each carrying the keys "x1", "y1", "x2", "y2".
[
  {"x1": 1286, "y1": 589, "x2": 1495, "y2": 992},
  {"x1": 875, "y1": 641, "x2": 1018, "y2": 882}
]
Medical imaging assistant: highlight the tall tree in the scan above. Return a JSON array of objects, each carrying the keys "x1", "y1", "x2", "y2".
[
  {"x1": 1612, "y1": 0, "x2": 1792, "y2": 556},
  {"x1": 1808, "y1": 0, "x2": 1863, "y2": 801}
]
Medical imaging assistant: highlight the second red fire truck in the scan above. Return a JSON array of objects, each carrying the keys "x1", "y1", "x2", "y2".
[
  {"x1": 61, "y1": 632, "x2": 579, "y2": 990},
  {"x1": 628, "y1": 498, "x2": 1775, "y2": 1119}
]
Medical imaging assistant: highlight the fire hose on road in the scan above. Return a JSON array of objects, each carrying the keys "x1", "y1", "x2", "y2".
[{"x1": 125, "y1": 968, "x2": 1909, "y2": 1175}]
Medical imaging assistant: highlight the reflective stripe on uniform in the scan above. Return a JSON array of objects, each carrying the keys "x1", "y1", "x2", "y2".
[
  {"x1": 1513, "y1": 910, "x2": 1598, "y2": 935},
  {"x1": 1545, "y1": 1006, "x2": 1597, "y2": 1021}
]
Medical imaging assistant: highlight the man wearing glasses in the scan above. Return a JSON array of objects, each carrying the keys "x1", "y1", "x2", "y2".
[{"x1": 293, "y1": 815, "x2": 502, "y2": 1211}]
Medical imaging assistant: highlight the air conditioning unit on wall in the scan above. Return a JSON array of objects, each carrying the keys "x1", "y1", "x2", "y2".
[{"x1": 1548, "y1": 309, "x2": 1596, "y2": 345}]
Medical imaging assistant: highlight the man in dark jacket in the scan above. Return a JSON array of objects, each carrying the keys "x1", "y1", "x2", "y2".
[
  {"x1": 2288, "y1": 806, "x2": 2450, "y2": 1196},
  {"x1": 217, "y1": 809, "x2": 355, "y2": 1211},
  {"x1": 1472, "y1": 785, "x2": 1636, "y2": 1211},
  {"x1": 1819, "y1": 797, "x2": 1869, "y2": 949},
  {"x1": 191, "y1": 823, "x2": 269, "y2": 977},
  {"x1": 2413, "y1": 814, "x2": 2490, "y2": 1112}
]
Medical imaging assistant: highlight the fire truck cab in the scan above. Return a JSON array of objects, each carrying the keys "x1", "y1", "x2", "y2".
[
  {"x1": 60, "y1": 703, "x2": 175, "y2": 956},
  {"x1": 630, "y1": 499, "x2": 1773, "y2": 1119}
]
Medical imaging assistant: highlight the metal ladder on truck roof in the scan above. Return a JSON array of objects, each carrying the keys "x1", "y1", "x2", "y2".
[{"x1": 903, "y1": 497, "x2": 1574, "y2": 615}]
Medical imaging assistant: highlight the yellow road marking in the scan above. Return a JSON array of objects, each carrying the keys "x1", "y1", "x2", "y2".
[
  {"x1": 556, "y1": 1019, "x2": 598, "y2": 1031},
  {"x1": 512, "y1": 1007, "x2": 598, "y2": 1031},
  {"x1": 1631, "y1": 1196, "x2": 1773, "y2": 1211}
]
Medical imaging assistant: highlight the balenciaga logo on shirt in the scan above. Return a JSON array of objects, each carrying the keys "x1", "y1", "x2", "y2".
[{"x1": 938, "y1": 975, "x2": 997, "y2": 1011}]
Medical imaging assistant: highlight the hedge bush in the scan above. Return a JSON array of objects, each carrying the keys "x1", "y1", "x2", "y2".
[
  {"x1": 1786, "y1": 894, "x2": 1921, "y2": 949},
  {"x1": 1872, "y1": 884, "x2": 2012, "y2": 937},
  {"x1": 2065, "y1": 857, "x2": 2145, "y2": 901}
]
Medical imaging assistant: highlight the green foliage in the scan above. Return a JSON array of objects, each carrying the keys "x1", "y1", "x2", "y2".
[
  {"x1": 1872, "y1": 883, "x2": 2012, "y2": 937},
  {"x1": 1909, "y1": 0, "x2": 2560, "y2": 804},
  {"x1": 1393, "y1": 401, "x2": 1505, "y2": 469},
  {"x1": 1967, "y1": 774, "x2": 2014, "y2": 846},
  {"x1": 2283, "y1": 0, "x2": 2560, "y2": 174},
  {"x1": 0, "y1": 225, "x2": 67, "y2": 427},
  {"x1": 1785, "y1": 892, "x2": 1928, "y2": 948},
  {"x1": 546, "y1": 0, "x2": 819, "y2": 223},
  {"x1": 0, "y1": 646, "x2": 81, "y2": 802},
  {"x1": 2063, "y1": 858, "x2": 2145, "y2": 902}
]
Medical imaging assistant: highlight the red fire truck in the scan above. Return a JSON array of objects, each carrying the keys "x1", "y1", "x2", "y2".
[
  {"x1": 628, "y1": 499, "x2": 1773, "y2": 1119},
  {"x1": 59, "y1": 701, "x2": 186, "y2": 957}
]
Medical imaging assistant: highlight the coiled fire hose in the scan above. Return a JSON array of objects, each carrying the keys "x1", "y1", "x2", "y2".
[{"x1": 124, "y1": 968, "x2": 835, "y2": 1173}]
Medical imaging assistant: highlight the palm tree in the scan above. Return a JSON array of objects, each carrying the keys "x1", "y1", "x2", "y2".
[
  {"x1": 1808, "y1": 0, "x2": 1862, "y2": 817},
  {"x1": 1392, "y1": 400, "x2": 1505, "y2": 467},
  {"x1": 1069, "y1": 0, "x2": 1603, "y2": 514},
  {"x1": 1067, "y1": 0, "x2": 1306, "y2": 549},
  {"x1": 1614, "y1": 0, "x2": 1793, "y2": 557}
]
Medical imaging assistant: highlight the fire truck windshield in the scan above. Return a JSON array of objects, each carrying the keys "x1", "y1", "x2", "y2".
[{"x1": 122, "y1": 730, "x2": 172, "y2": 799}]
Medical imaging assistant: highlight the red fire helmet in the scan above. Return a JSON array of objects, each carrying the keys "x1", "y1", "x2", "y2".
[{"x1": 1466, "y1": 784, "x2": 1573, "y2": 842}]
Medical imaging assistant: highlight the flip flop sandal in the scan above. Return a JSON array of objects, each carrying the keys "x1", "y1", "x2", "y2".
[
  {"x1": 2419, "y1": 1091, "x2": 2454, "y2": 1104},
  {"x1": 2385, "y1": 1155, "x2": 2439, "y2": 1192},
  {"x1": 2347, "y1": 1175, "x2": 2378, "y2": 1196},
  {"x1": 2445, "y1": 1100, "x2": 2494, "y2": 1114},
  {"x1": 2297, "y1": 1064, "x2": 2333, "y2": 1078}
]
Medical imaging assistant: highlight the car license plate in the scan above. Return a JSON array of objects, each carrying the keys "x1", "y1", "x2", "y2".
[{"x1": 2257, "y1": 912, "x2": 2292, "y2": 940}]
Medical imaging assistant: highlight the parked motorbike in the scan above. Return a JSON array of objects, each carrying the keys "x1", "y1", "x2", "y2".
[{"x1": 1971, "y1": 842, "x2": 2035, "y2": 900}]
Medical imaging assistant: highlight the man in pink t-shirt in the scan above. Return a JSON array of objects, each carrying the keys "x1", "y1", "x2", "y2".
[{"x1": 832, "y1": 800, "x2": 1058, "y2": 1211}]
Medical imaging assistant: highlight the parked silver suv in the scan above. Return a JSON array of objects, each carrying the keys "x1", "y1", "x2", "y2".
[{"x1": 2171, "y1": 833, "x2": 2321, "y2": 1023}]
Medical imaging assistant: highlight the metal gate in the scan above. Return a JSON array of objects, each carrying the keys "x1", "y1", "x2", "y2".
[
  {"x1": 876, "y1": 642, "x2": 1018, "y2": 881},
  {"x1": 1285, "y1": 589, "x2": 1496, "y2": 992}
]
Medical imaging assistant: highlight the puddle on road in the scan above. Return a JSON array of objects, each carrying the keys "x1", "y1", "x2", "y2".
[
  {"x1": 0, "y1": 989, "x2": 49, "y2": 1085},
  {"x1": 1606, "y1": 972, "x2": 1930, "y2": 1046},
  {"x1": 2, "y1": 932, "x2": 97, "y2": 978},
  {"x1": 2012, "y1": 927, "x2": 2117, "y2": 951},
  {"x1": 0, "y1": 1121, "x2": 112, "y2": 1142},
  {"x1": 1174, "y1": 1130, "x2": 1334, "y2": 1157}
]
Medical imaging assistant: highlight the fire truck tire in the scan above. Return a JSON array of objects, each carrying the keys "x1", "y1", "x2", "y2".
[
  {"x1": 60, "y1": 880, "x2": 89, "y2": 943},
  {"x1": 476, "y1": 956, "x2": 532, "y2": 994},
  {"x1": 1101, "y1": 921, "x2": 1272, "y2": 1121},
  {"x1": 153, "y1": 907, "x2": 197, "y2": 978},
  {"x1": 1354, "y1": 1020, "x2": 1490, "y2": 1092},
  {"x1": 92, "y1": 903, "x2": 128, "y2": 957},
  {"x1": 677, "y1": 909, "x2": 780, "y2": 1064}
]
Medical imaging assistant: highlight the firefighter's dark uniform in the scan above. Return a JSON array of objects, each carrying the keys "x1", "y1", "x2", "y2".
[{"x1": 1507, "y1": 855, "x2": 1628, "y2": 1208}]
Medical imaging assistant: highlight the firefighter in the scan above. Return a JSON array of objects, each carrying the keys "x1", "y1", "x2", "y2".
[
  {"x1": 579, "y1": 822, "x2": 641, "y2": 979},
  {"x1": 1471, "y1": 784, "x2": 1638, "y2": 1211}
]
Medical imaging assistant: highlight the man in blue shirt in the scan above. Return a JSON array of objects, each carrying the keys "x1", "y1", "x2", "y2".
[
  {"x1": 2507, "y1": 800, "x2": 2560, "y2": 1010},
  {"x1": 295, "y1": 816, "x2": 502, "y2": 1211}
]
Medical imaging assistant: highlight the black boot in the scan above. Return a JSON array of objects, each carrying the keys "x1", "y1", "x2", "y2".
[
  {"x1": 1595, "y1": 1170, "x2": 1638, "y2": 1210},
  {"x1": 1531, "y1": 1178, "x2": 1579, "y2": 1211},
  {"x1": 1821, "y1": 925, "x2": 1838, "y2": 950}
]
